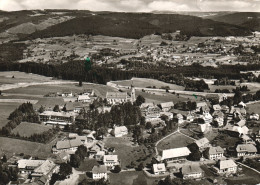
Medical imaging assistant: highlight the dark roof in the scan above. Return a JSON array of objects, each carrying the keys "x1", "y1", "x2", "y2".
[{"x1": 92, "y1": 165, "x2": 107, "y2": 174}]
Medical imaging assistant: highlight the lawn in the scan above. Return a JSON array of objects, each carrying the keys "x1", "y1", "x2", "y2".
[
  {"x1": 247, "y1": 103, "x2": 260, "y2": 115},
  {"x1": 103, "y1": 137, "x2": 154, "y2": 169},
  {"x1": 109, "y1": 171, "x2": 159, "y2": 185},
  {"x1": 0, "y1": 102, "x2": 21, "y2": 128},
  {"x1": 210, "y1": 132, "x2": 240, "y2": 149},
  {"x1": 0, "y1": 136, "x2": 57, "y2": 158},
  {"x1": 12, "y1": 122, "x2": 51, "y2": 137},
  {"x1": 157, "y1": 132, "x2": 194, "y2": 155},
  {"x1": 113, "y1": 78, "x2": 185, "y2": 91}
]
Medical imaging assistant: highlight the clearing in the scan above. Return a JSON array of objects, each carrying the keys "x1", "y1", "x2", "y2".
[
  {"x1": 0, "y1": 102, "x2": 21, "y2": 128},
  {"x1": 12, "y1": 122, "x2": 51, "y2": 137}
]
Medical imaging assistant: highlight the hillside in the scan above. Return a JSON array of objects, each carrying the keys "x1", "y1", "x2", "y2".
[
  {"x1": 208, "y1": 12, "x2": 260, "y2": 31},
  {"x1": 26, "y1": 12, "x2": 251, "y2": 40}
]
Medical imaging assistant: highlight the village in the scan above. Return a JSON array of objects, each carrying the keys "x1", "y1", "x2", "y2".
[{"x1": 0, "y1": 73, "x2": 260, "y2": 185}]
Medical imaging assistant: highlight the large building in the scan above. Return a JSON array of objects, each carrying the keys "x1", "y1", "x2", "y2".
[
  {"x1": 213, "y1": 160, "x2": 237, "y2": 175},
  {"x1": 39, "y1": 111, "x2": 77, "y2": 126},
  {"x1": 181, "y1": 165, "x2": 204, "y2": 180},
  {"x1": 205, "y1": 146, "x2": 224, "y2": 160},
  {"x1": 153, "y1": 163, "x2": 166, "y2": 175},
  {"x1": 106, "y1": 87, "x2": 136, "y2": 105},
  {"x1": 92, "y1": 165, "x2": 107, "y2": 180},
  {"x1": 52, "y1": 138, "x2": 82, "y2": 154},
  {"x1": 103, "y1": 155, "x2": 119, "y2": 167},
  {"x1": 236, "y1": 144, "x2": 257, "y2": 157},
  {"x1": 161, "y1": 147, "x2": 191, "y2": 162},
  {"x1": 111, "y1": 126, "x2": 128, "y2": 137}
]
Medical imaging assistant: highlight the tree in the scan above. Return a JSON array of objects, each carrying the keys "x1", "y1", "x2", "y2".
[
  {"x1": 38, "y1": 105, "x2": 45, "y2": 113},
  {"x1": 79, "y1": 80, "x2": 83, "y2": 87},
  {"x1": 187, "y1": 150, "x2": 201, "y2": 161},
  {"x1": 0, "y1": 90, "x2": 2, "y2": 96},
  {"x1": 59, "y1": 163, "x2": 72, "y2": 178},
  {"x1": 145, "y1": 122, "x2": 153, "y2": 130},
  {"x1": 113, "y1": 165, "x2": 121, "y2": 173},
  {"x1": 70, "y1": 154, "x2": 81, "y2": 168},
  {"x1": 62, "y1": 105, "x2": 67, "y2": 112},
  {"x1": 135, "y1": 95, "x2": 145, "y2": 106},
  {"x1": 53, "y1": 105, "x2": 60, "y2": 112},
  {"x1": 75, "y1": 145, "x2": 88, "y2": 159},
  {"x1": 137, "y1": 162, "x2": 145, "y2": 171},
  {"x1": 1, "y1": 155, "x2": 7, "y2": 163}
]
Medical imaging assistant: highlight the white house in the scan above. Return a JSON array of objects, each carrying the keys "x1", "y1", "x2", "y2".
[
  {"x1": 182, "y1": 165, "x2": 204, "y2": 180},
  {"x1": 195, "y1": 137, "x2": 210, "y2": 151},
  {"x1": 250, "y1": 113, "x2": 259, "y2": 121},
  {"x1": 213, "y1": 160, "x2": 237, "y2": 174},
  {"x1": 160, "y1": 102, "x2": 174, "y2": 112},
  {"x1": 236, "y1": 144, "x2": 257, "y2": 157},
  {"x1": 103, "y1": 155, "x2": 119, "y2": 167},
  {"x1": 111, "y1": 126, "x2": 128, "y2": 137},
  {"x1": 92, "y1": 165, "x2": 107, "y2": 180},
  {"x1": 205, "y1": 146, "x2": 224, "y2": 160},
  {"x1": 153, "y1": 163, "x2": 166, "y2": 175}
]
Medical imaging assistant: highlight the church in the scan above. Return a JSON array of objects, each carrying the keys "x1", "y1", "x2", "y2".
[{"x1": 106, "y1": 87, "x2": 136, "y2": 105}]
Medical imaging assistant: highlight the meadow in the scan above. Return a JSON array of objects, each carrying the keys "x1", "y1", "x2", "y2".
[
  {"x1": 0, "y1": 102, "x2": 21, "y2": 128},
  {"x1": 12, "y1": 122, "x2": 51, "y2": 137}
]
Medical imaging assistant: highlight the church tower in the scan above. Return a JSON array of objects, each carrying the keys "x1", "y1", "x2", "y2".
[{"x1": 130, "y1": 81, "x2": 136, "y2": 104}]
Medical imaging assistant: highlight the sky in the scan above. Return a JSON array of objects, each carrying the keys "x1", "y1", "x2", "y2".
[{"x1": 0, "y1": 0, "x2": 260, "y2": 12}]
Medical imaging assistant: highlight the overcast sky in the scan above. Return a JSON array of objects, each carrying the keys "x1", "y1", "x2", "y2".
[{"x1": 0, "y1": 0, "x2": 260, "y2": 12}]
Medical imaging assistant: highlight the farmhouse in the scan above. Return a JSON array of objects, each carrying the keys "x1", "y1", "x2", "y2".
[
  {"x1": 146, "y1": 106, "x2": 161, "y2": 118},
  {"x1": 153, "y1": 163, "x2": 166, "y2": 175},
  {"x1": 160, "y1": 102, "x2": 174, "y2": 112},
  {"x1": 174, "y1": 114, "x2": 184, "y2": 124},
  {"x1": 195, "y1": 137, "x2": 210, "y2": 151},
  {"x1": 181, "y1": 165, "x2": 204, "y2": 180},
  {"x1": 77, "y1": 94, "x2": 91, "y2": 103},
  {"x1": 17, "y1": 159, "x2": 45, "y2": 174},
  {"x1": 92, "y1": 165, "x2": 107, "y2": 180},
  {"x1": 250, "y1": 113, "x2": 259, "y2": 120},
  {"x1": 161, "y1": 147, "x2": 191, "y2": 162},
  {"x1": 236, "y1": 144, "x2": 257, "y2": 157},
  {"x1": 213, "y1": 159, "x2": 237, "y2": 175},
  {"x1": 111, "y1": 126, "x2": 128, "y2": 137},
  {"x1": 225, "y1": 125, "x2": 249, "y2": 137},
  {"x1": 31, "y1": 160, "x2": 57, "y2": 178},
  {"x1": 241, "y1": 135, "x2": 255, "y2": 144},
  {"x1": 205, "y1": 146, "x2": 224, "y2": 160},
  {"x1": 52, "y1": 138, "x2": 82, "y2": 154},
  {"x1": 103, "y1": 155, "x2": 119, "y2": 167}
]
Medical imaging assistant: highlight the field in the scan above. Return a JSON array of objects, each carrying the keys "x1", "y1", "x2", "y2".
[
  {"x1": 0, "y1": 102, "x2": 21, "y2": 128},
  {"x1": 0, "y1": 136, "x2": 59, "y2": 158},
  {"x1": 12, "y1": 122, "x2": 51, "y2": 137},
  {"x1": 113, "y1": 78, "x2": 185, "y2": 91},
  {"x1": 247, "y1": 103, "x2": 260, "y2": 115},
  {"x1": 157, "y1": 132, "x2": 194, "y2": 155},
  {"x1": 103, "y1": 136, "x2": 154, "y2": 169}
]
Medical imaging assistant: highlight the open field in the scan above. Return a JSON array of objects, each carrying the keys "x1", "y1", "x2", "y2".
[
  {"x1": 12, "y1": 122, "x2": 51, "y2": 137},
  {"x1": 103, "y1": 136, "x2": 153, "y2": 169},
  {"x1": 157, "y1": 132, "x2": 194, "y2": 155},
  {"x1": 247, "y1": 103, "x2": 260, "y2": 115},
  {"x1": 113, "y1": 78, "x2": 185, "y2": 91},
  {"x1": 0, "y1": 136, "x2": 58, "y2": 158},
  {"x1": 0, "y1": 102, "x2": 20, "y2": 128}
]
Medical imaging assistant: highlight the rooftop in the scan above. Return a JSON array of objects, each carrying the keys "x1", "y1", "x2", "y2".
[
  {"x1": 182, "y1": 164, "x2": 203, "y2": 175},
  {"x1": 219, "y1": 159, "x2": 237, "y2": 170},
  {"x1": 92, "y1": 165, "x2": 107, "y2": 174},
  {"x1": 161, "y1": 147, "x2": 191, "y2": 160}
]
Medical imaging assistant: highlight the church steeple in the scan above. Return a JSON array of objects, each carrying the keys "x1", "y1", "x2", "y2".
[{"x1": 130, "y1": 80, "x2": 136, "y2": 103}]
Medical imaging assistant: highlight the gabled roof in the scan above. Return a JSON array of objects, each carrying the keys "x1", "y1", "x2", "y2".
[
  {"x1": 92, "y1": 165, "x2": 107, "y2": 174},
  {"x1": 219, "y1": 159, "x2": 237, "y2": 170},
  {"x1": 112, "y1": 126, "x2": 128, "y2": 135},
  {"x1": 208, "y1": 146, "x2": 224, "y2": 155},
  {"x1": 197, "y1": 102, "x2": 208, "y2": 108},
  {"x1": 18, "y1": 159, "x2": 45, "y2": 169},
  {"x1": 153, "y1": 163, "x2": 166, "y2": 173},
  {"x1": 182, "y1": 165, "x2": 203, "y2": 175},
  {"x1": 34, "y1": 160, "x2": 56, "y2": 175},
  {"x1": 140, "y1": 103, "x2": 154, "y2": 109},
  {"x1": 213, "y1": 104, "x2": 221, "y2": 111},
  {"x1": 236, "y1": 120, "x2": 246, "y2": 127},
  {"x1": 160, "y1": 102, "x2": 174, "y2": 109},
  {"x1": 106, "y1": 92, "x2": 127, "y2": 99},
  {"x1": 103, "y1": 155, "x2": 118, "y2": 163},
  {"x1": 161, "y1": 147, "x2": 191, "y2": 160},
  {"x1": 56, "y1": 138, "x2": 82, "y2": 150},
  {"x1": 195, "y1": 137, "x2": 210, "y2": 148},
  {"x1": 236, "y1": 144, "x2": 257, "y2": 153}
]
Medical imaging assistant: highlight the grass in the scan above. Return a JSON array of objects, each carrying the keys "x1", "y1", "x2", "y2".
[
  {"x1": 77, "y1": 159, "x2": 99, "y2": 171},
  {"x1": 109, "y1": 171, "x2": 159, "y2": 185},
  {"x1": 0, "y1": 102, "x2": 21, "y2": 128},
  {"x1": 103, "y1": 136, "x2": 153, "y2": 169},
  {"x1": 12, "y1": 122, "x2": 51, "y2": 137},
  {"x1": 157, "y1": 132, "x2": 194, "y2": 155},
  {"x1": 247, "y1": 103, "x2": 260, "y2": 115},
  {"x1": 113, "y1": 78, "x2": 185, "y2": 91}
]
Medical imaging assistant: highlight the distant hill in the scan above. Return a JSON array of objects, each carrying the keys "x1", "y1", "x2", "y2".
[
  {"x1": 208, "y1": 12, "x2": 260, "y2": 31},
  {"x1": 26, "y1": 12, "x2": 251, "y2": 39}
]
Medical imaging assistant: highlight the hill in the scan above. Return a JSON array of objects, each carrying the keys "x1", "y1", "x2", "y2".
[
  {"x1": 208, "y1": 12, "x2": 260, "y2": 31},
  {"x1": 25, "y1": 12, "x2": 251, "y2": 39}
]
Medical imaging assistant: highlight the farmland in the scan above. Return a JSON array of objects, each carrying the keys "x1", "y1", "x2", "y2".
[
  {"x1": 0, "y1": 102, "x2": 21, "y2": 128},
  {"x1": 12, "y1": 122, "x2": 51, "y2": 137}
]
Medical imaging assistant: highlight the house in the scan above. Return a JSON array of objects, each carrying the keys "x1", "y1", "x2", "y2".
[
  {"x1": 106, "y1": 92, "x2": 128, "y2": 105},
  {"x1": 236, "y1": 144, "x2": 257, "y2": 157},
  {"x1": 181, "y1": 165, "x2": 204, "y2": 180},
  {"x1": 238, "y1": 101, "x2": 246, "y2": 108},
  {"x1": 77, "y1": 94, "x2": 91, "y2": 103},
  {"x1": 92, "y1": 165, "x2": 107, "y2": 180},
  {"x1": 153, "y1": 163, "x2": 166, "y2": 175},
  {"x1": 160, "y1": 112, "x2": 173, "y2": 120},
  {"x1": 202, "y1": 112, "x2": 213, "y2": 124},
  {"x1": 161, "y1": 147, "x2": 191, "y2": 162},
  {"x1": 196, "y1": 102, "x2": 209, "y2": 113},
  {"x1": 17, "y1": 159, "x2": 45, "y2": 174},
  {"x1": 221, "y1": 105, "x2": 230, "y2": 113},
  {"x1": 235, "y1": 119, "x2": 246, "y2": 127},
  {"x1": 64, "y1": 102, "x2": 84, "y2": 113},
  {"x1": 146, "y1": 106, "x2": 161, "y2": 118},
  {"x1": 186, "y1": 112, "x2": 195, "y2": 122},
  {"x1": 103, "y1": 155, "x2": 119, "y2": 167},
  {"x1": 241, "y1": 135, "x2": 255, "y2": 144},
  {"x1": 160, "y1": 102, "x2": 174, "y2": 112},
  {"x1": 95, "y1": 151, "x2": 105, "y2": 162},
  {"x1": 205, "y1": 146, "x2": 224, "y2": 160},
  {"x1": 256, "y1": 130, "x2": 260, "y2": 142},
  {"x1": 31, "y1": 160, "x2": 58, "y2": 178},
  {"x1": 224, "y1": 125, "x2": 249, "y2": 137},
  {"x1": 61, "y1": 91, "x2": 73, "y2": 97},
  {"x1": 213, "y1": 104, "x2": 222, "y2": 111},
  {"x1": 140, "y1": 102, "x2": 154, "y2": 109},
  {"x1": 174, "y1": 114, "x2": 184, "y2": 124},
  {"x1": 213, "y1": 159, "x2": 237, "y2": 174},
  {"x1": 250, "y1": 113, "x2": 259, "y2": 120},
  {"x1": 83, "y1": 89, "x2": 95, "y2": 96},
  {"x1": 111, "y1": 126, "x2": 128, "y2": 137},
  {"x1": 195, "y1": 137, "x2": 210, "y2": 151},
  {"x1": 198, "y1": 123, "x2": 212, "y2": 134},
  {"x1": 52, "y1": 138, "x2": 82, "y2": 154}
]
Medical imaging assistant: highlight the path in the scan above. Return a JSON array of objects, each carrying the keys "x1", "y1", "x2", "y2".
[{"x1": 236, "y1": 162, "x2": 260, "y2": 174}]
